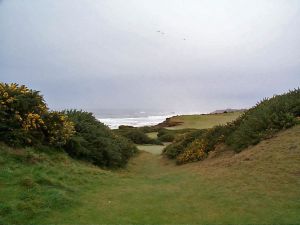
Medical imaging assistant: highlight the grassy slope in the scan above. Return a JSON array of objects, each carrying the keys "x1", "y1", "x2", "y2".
[
  {"x1": 44, "y1": 125, "x2": 300, "y2": 224},
  {"x1": 0, "y1": 145, "x2": 110, "y2": 224},
  {"x1": 141, "y1": 112, "x2": 242, "y2": 154},
  {"x1": 166, "y1": 111, "x2": 243, "y2": 130}
]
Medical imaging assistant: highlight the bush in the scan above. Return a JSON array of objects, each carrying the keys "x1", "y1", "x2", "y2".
[
  {"x1": 43, "y1": 112, "x2": 75, "y2": 147},
  {"x1": 163, "y1": 129, "x2": 206, "y2": 159},
  {"x1": 0, "y1": 82, "x2": 138, "y2": 168},
  {"x1": 158, "y1": 133, "x2": 175, "y2": 142},
  {"x1": 226, "y1": 88, "x2": 300, "y2": 151},
  {"x1": 157, "y1": 128, "x2": 196, "y2": 143},
  {"x1": 0, "y1": 83, "x2": 74, "y2": 147},
  {"x1": 63, "y1": 110, "x2": 137, "y2": 168},
  {"x1": 176, "y1": 139, "x2": 207, "y2": 164},
  {"x1": 163, "y1": 88, "x2": 300, "y2": 164},
  {"x1": 115, "y1": 127, "x2": 161, "y2": 145}
]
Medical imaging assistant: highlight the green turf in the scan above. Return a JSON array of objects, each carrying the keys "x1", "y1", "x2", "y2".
[
  {"x1": 166, "y1": 111, "x2": 243, "y2": 130},
  {"x1": 146, "y1": 132, "x2": 158, "y2": 139},
  {"x1": 1, "y1": 125, "x2": 300, "y2": 224},
  {"x1": 0, "y1": 145, "x2": 109, "y2": 225},
  {"x1": 136, "y1": 143, "x2": 170, "y2": 155},
  {"x1": 42, "y1": 125, "x2": 300, "y2": 224}
]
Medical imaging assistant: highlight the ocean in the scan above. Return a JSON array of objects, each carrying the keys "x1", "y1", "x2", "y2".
[{"x1": 92, "y1": 109, "x2": 177, "y2": 129}]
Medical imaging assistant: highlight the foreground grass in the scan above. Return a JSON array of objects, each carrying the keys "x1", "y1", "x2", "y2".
[
  {"x1": 167, "y1": 111, "x2": 243, "y2": 130},
  {"x1": 44, "y1": 125, "x2": 300, "y2": 224},
  {"x1": 0, "y1": 145, "x2": 109, "y2": 224}
]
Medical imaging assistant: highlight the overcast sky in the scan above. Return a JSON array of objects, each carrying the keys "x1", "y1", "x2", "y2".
[{"x1": 1, "y1": 0, "x2": 300, "y2": 113}]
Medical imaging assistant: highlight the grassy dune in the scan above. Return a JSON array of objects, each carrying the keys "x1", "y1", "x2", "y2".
[
  {"x1": 166, "y1": 111, "x2": 243, "y2": 130},
  {"x1": 43, "y1": 125, "x2": 300, "y2": 224}
]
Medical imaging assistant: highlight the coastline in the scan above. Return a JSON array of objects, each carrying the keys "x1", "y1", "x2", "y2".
[{"x1": 98, "y1": 114, "x2": 176, "y2": 129}]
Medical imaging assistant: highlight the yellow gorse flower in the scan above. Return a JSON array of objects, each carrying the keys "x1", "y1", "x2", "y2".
[{"x1": 1, "y1": 82, "x2": 75, "y2": 146}]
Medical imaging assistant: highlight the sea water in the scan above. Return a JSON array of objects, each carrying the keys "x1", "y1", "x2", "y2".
[{"x1": 92, "y1": 109, "x2": 177, "y2": 129}]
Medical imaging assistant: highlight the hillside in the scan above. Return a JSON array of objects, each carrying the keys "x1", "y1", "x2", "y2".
[
  {"x1": 1, "y1": 83, "x2": 299, "y2": 224},
  {"x1": 19, "y1": 125, "x2": 300, "y2": 224},
  {"x1": 163, "y1": 89, "x2": 300, "y2": 164},
  {"x1": 157, "y1": 111, "x2": 243, "y2": 130},
  {"x1": 0, "y1": 144, "x2": 109, "y2": 224},
  {"x1": 1, "y1": 125, "x2": 300, "y2": 224}
]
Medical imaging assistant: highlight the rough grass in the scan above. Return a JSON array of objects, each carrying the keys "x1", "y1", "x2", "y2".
[
  {"x1": 146, "y1": 132, "x2": 158, "y2": 139},
  {"x1": 43, "y1": 125, "x2": 300, "y2": 224},
  {"x1": 166, "y1": 111, "x2": 243, "y2": 130},
  {"x1": 137, "y1": 143, "x2": 170, "y2": 155},
  {"x1": 0, "y1": 144, "x2": 109, "y2": 225}
]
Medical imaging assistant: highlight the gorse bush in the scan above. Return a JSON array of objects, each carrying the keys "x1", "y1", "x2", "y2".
[
  {"x1": 0, "y1": 82, "x2": 137, "y2": 168},
  {"x1": 43, "y1": 112, "x2": 75, "y2": 147},
  {"x1": 176, "y1": 139, "x2": 207, "y2": 164},
  {"x1": 0, "y1": 83, "x2": 74, "y2": 147},
  {"x1": 226, "y1": 89, "x2": 300, "y2": 151},
  {"x1": 64, "y1": 110, "x2": 138, "y2": 168},
  {"x1": 163, "y1": 129, "x2": 206, "y2": 159},
  {"x1": 163, "y1": 88, "x2": 300, "y2": 164}
]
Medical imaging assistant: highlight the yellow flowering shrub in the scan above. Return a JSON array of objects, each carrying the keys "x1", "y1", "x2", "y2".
[
  {"x1": 176, "y1": 139, "x2": 207, "y2": 164},
  {"x1": 43, "y1": 112, "x2": 75, "y2": 147},
  {"x1": 0, "y1": 82, "x2": 74, "y2": 147}
]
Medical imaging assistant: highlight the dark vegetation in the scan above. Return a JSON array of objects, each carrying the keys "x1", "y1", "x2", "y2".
[
  {"x1": 115, "y1": 125, "x2": 195, "y2": 145},
  {"x1": 0, "y1": 83, "x2": 74, "y2": 147},
  {"x1": 0, "y1": 82, "x2": 137, "y2": 168},
  {"x1": 157, "y1": 128, "x2": 197, "y2": 142},
  {"x1": 163, "y1": 89, "x2": 300, "y2": 164},
  {"x1": 114, "y1": 126, "x2": 162, "y2": 145},
  {"x1": 64, "y1": 110, "x2": 137, "y2": 168}
]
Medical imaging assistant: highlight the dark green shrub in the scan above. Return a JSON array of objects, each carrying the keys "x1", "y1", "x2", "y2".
[
  {"x1": 226, "y1": 89, "x2": 300, "y2": 152},
  {"x1": 115, "y1": 127, "x2": 161, "y2": 145},
  {"x1": 163, "y1": 129, "x2": 206, "y2": 159},
  {"x1": 138, "y1": 126, "x2": 160, "y2": 133},
  {"x1": 63, "y1": 110, "x2": 137, "y2": 168},
  {"x1": 157, "y1": 128, "x2": 197, "y2": 143},
  {"x1": 158, "y1": 133, "x2": 175, "y2": 142},
  {"x1": 163, "y1": 88, "x2": 300, "y2": 163}
]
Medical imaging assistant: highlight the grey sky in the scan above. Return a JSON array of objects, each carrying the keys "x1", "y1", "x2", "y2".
[{"x1": 1, "y1": 0, "x2": 300, "y2": 113}]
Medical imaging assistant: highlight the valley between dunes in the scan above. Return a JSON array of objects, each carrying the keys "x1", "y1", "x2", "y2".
[{"x1": 44, "y1": 125, "x2": 300, "y2": 224}]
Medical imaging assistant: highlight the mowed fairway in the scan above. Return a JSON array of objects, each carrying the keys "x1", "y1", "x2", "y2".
[
  {"x1": 45, "y1": 125, "x2": 300, "y2": 224},
  {"x1": 167, "y1": 111, "x2": 243, "y2": 130}
]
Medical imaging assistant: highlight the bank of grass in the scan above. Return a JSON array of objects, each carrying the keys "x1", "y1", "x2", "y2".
[
  {"x1": 166, "y1": 111, "x2": 244, "y2": 130},
  {"x1": 44, "y1": 125, "x2": 300, "y2": 224},
  {"x1": 136, "y1": 143, "x2": 170, "y2": 155},
  {"x1": 0, "y1": 144, "x2": 109, "y2": 225}
]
